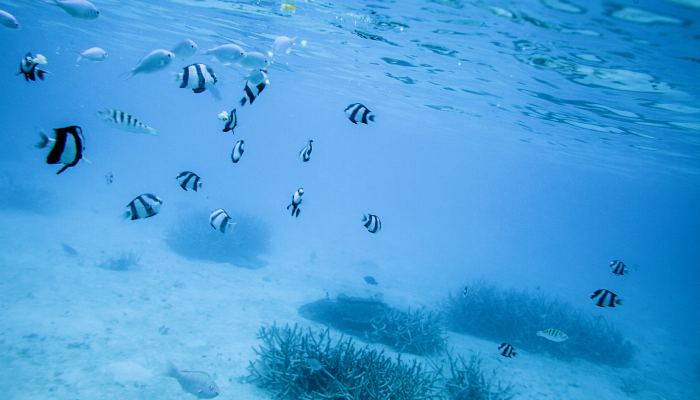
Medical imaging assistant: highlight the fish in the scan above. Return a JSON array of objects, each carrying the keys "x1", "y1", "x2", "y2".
[
  {"x1": 271, "y1": 36, "x2": 296, "y2": 57},
  {"x1": 462, "y1": 286, "x2": 468, "y2": 297},
  {"x1": 305, "y1": 358, "x2": 323, "y2": 373},
  {"x1": 221, "y1": 109, "x2": 237, "y2": 133},
  {"x1": 299, "y1": 139, "x2": 313, "y2": 162},
  {"x1": 231, "y1": 140, "x2": 245, "y2": 163},
  {"x1": 240, "y1": 51, "x2": 268, "y2": 70},
  {"x1": 53, "y1": 0, "x2": 100, "y2": 19},
  {"x1": 364, "y1": 275, "x2": 378, "y2": 285},
  {"x1": 536, "y1": 328, "x2": 569, "y2": 342},
  {"x1": 172, "y1": 39, "x2": 198, "y2": 59},
  {"x1": 18, "y1": 53, "x2": 48, "y2": 82},
  {"x1": 362, "y1": 214, "x2": 381, "y2": 234},
  {"x1": 280, "y1": 1, "x2": 297, "y2": 13},
  {"x1": 0, "y1": 9, "x2": 19, "y2": 28},
  {"x1": 177, "y1": 63, "x2": 217, "y2": 94},
  {"x1": 165, "y1": 362, "x2": 219, "y2": 399},
  {"x1": 209, "y1": 208, "x2": 235, "y2": 233},
  {"x1": 105, "y1": 172, "x2": 114, "y2": 184},
  {"x1": 176, "y1": 171, "x2": 202, "y2": 192},
  {"x1": 127, "y1": 49, "x2": 175, "y2": 78},
  {"x1": 122, "y1": 194, "x2": 162, "y2": 220},
  {"x1": 97, "y1": 109, "x2": 157, "y2": 135},
  {"x1": 287, "y1": 187, "x2": 304, "y2": 217},
  {"x1": 590, "y1": 289, "x2": 622, "y2": 308},
  {"x1": 498, "y1": 343, "x2": 516, "y2": 358},
  {"x1": 76, "y1": 47, "x2": 107, "y2": 63},
  {"x1": 240, "y1": 70, "x2": 268, "y2": 106},
  {"x1": 35, "y1": 126, "x2": 85, "y2": 175},
  {"x1": 609, "y1": 259, "x2": 630, "y2": 276},
  {"x1": 61, "y1": 243, "x2": 78, "y2": 256},
  {"x1": 345, "y1": 103, "x2": 375, "y2": 124},
  {"x1": 205, "y1": 44, "x2": 246, "y2": 64}
]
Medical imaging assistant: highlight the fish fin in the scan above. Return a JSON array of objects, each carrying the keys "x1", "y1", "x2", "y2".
[
  {"x1": 146, "y1": 127, "x2": 158, "y2": 135},
  {"x1": 36, "y1": 131, "x2": 50, "y2": 148},
  {"x1": 37, "y1": 70, "x2": 47, "y2": 80},
  {"x1": 192, "y1": 87, "x2": 206, "y2": 94},
  {"x1": 368, "y1": 115, "x2": 375, "y2": 122},
  {"x1": 82, "y1": 157, "x2": 92, "y2": 164},
  {"x1": 121, "y1": 210, "x2": 131, "y2": 220},
  {"x1": 56, "y1": 165, "x2": 70, "y2": 175},
  {"x1": 76, "y1": 55, "x2": 82, "y2": 64}
]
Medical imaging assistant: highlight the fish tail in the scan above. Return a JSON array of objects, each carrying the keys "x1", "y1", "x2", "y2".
[
  {"x1": 76, "y1": 55, "x2": 82, "y2": 64},
  {"x1": 35, "y1": 130, "x2": 50, "y2": 148},
  {"x1": 121, "y1": 210, "x2": 132, "y2": 220},
  {"x1": 146, "y1": 127, "x2": 158, "y2": 135}
]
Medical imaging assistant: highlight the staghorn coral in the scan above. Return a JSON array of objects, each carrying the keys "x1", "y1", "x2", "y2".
[
  {"x1": 247, "y1": 323, "x2": 441, "y2": 400},
  {"x1": 444, "y1": 281, "x2": 635, "y2": 367},
  {"x1": 444, "y1": 352, "x2": 514, "y2": 400},
  {"x1": 299, "y1": 294, "x2": 446, "y2": 356}
]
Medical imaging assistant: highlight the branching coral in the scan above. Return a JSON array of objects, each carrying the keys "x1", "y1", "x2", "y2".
[
  {"x1": 299, "y1": 295, "x2": 446, "y2": 356},
  {"x1": 247, "y1": 323, "x2": 441, "y2": 400},
  {"x1": 444, "y1": 282, "x2": 635, "y2": 367},
  {"x1": 444, "y1": 352, "x2": 514, "y2": 400}
]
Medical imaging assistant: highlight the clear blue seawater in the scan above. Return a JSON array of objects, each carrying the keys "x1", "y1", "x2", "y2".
[{"x1": 0, "y1": 0, "x2": 698, "y2": 399}]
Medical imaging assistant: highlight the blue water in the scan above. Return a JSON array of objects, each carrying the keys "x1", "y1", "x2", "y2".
[{"x1": 0, "y1": 0, "x2": 699, "y2": 399}]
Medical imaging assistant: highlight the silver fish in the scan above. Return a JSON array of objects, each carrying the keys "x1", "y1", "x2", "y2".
[
  {"x1": 98, "y1": 109, "x2": 157, "y2": 135},
  {"x1": 166, "y1": 362, "x2": 219, "y2": 399}
]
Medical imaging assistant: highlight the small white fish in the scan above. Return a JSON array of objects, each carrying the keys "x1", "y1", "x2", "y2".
[
  {"x1": 77, "y1": 47, "x2": 107, "y2": 63},
  {"x1": 536, "y1": 328, "x2": 569, "y2": 343},
  {"x1": 271, "y1": 36, "x2": 295, "y2": 57},
  {"x1": 205, "y1": 44, "x2": 246, "y2": 63},
  {"x1": 0, "y1": 9, "x2": 19, "y2": 29},
  {"x1": 172, "y1": 38, "x2": 198, "y2": 59},
  {"x1": 240, "y1": 51, "x2": 268, "y2": 69},
  {"x1": 53, "y1": 0, "x2": 100, "y2": 19},
  {"x1": 127, "y1": 49, "x2": 175, "y2": 78},
  {"x1": 32, "y1": 54, "x2": 48, "y2": 65}
]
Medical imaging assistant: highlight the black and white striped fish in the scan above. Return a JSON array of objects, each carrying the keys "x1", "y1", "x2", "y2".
[
  {"x1": 231, "y1": 140, "x2": 244, "y2": 163},
  {"x1": 222, "y1": 108, "x2": 238, "y2": 133},
  {"x1": 344, "y1": 103, "x2": 375, "y2": 124},
  {"x1": 97, "y1": 109, "x2": 157, "y2": 135},
  {"x1": 176, "y1": 171, "x2": 202, "y2": 192},
  {"x1": 299, "y1": 139, "x2": 313, "y2": 162},
  {"x1": 18, "y1": 53, "x2": 47, "y2": 82},
  {"x1": 240, "y1": 70, "x2": 268, "y2": 106},
  {"x1": 177, "y1": 63, "x2": 217, "y2": 94},
  {"x1": 287, "y1": 187, "x2": 304, "y2": 217},
  {"x1": 498, "y1": 343, "x2": 516, "y2": 358},
  {"x1": 590, "y1": 289, "x2": 622, "y2": 308},
  {"x1": 609, "y1": 260, "x2": 630, "y2": 276},
  {"x1": 123, "y1": 194, "x2": 162, "y2": 220},
  {"x1": 35, "y1": 126, "x2": 85, "y2": 175},
  {"x1": 362, "y1": 214, "x2": 381, "y2": 234},
  {"x1": 209, "y1": 208, "x2": 235, "y2": 233}
]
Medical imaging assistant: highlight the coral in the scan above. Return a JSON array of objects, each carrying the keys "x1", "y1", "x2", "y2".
[
  {"x1": 443, "y1": 352, "x2": 514, "y2": 400},
  {"x1": 443, "y1": 281, "x2": 635, "y2": 367},
  {"x1": 247, "y1": 323, "x2": 441, "y2": 400},
  {"x1": 97, "y1": 252, "x2": 140, "y2": 271},
  {"x1": 299, "y1": 294, "x2": 446, "y2": 356},
  {"x1": 164, "y1": 210, "x2": 270, "y2": 269}
]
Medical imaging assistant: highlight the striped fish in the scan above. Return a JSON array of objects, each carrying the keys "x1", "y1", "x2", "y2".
[
  {"x1": 590, "y1": 289, "x2": 622, "y2": 308},
  {"x1": 536, "y1": 328, "x2": 569, "y2": 342},
  {"x1": 97, "y1": 109, "x2": 157, "y2": 135},
  {"x1": 18, "y1": 53, "x2": 47, "y2": 82},
  {"x1": 123, "y1": 194, "x2": 162, "y2": 220},
  {"x1": 498, "y1": 343, "x2": 516, "y2": 358},
  {"x1": 178, "y1": 63, "x2": 217, "y2": 94},
  {"x1": 362, "y1": 214, "x2": 381, "y2": 234},
  {"x1": 287, "y1": 187, "x2": 304, "y2": 217},
  {"x1": 609, "y1": 260, "x2": 629, "y2": 276},
  {"x1": 210, "y1": 208, "x2": 234, "y2": 233},
  {"x1": 176, "y1": 171, "x2": 202, "y2": 192},
  {"x1": 35, "y1": 126, "x2": 85, "y2": 175},
  {"x1": 299, "y1": 139, "x2": 313, "y2": 162},
  {"x1": 231, "y1": 140, "x2": 244, "y2": 163},
  {"x1": 345, "y1": 103, "x2": 375, "y2": 124},
  {"x1": 240, "y1": 69, "x2": 268, "y2": 106},
  {"x1": 222, "y1": 108, "x2": 238, "y2": 133}
]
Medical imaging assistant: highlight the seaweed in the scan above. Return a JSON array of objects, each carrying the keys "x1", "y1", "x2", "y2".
[
  {"x1": 97, "y1": 252, "x2": 140, "y2": 271},
  {"x1": 247, "y1": 323, "x2": 441, "y2": 400},
  {"x1": 443, "y1": 352, "x2": 514, "y2": 400},
  {"x1": 165, "y1": 210, "x2": 271, "y2": 269},
  {"x1": 299, "y1": 295, "x2": 446, "y2": 356},
  {"x1": 443, "y1": 281, "x2": 635, "y2": 367}
]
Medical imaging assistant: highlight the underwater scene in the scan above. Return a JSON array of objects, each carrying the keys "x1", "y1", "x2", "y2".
[{"x1": 1, "y1": 0, "x2": 699, "y2": 399}]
